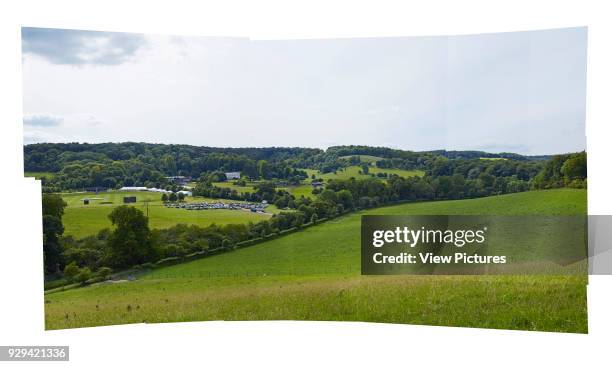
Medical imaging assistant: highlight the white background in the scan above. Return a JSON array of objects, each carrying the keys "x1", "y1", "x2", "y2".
[{"x1": 1, "y1": 1, "x2": 611, "y2": 366}]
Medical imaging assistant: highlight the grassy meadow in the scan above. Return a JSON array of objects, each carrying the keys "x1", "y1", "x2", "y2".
[
  {"x1": 45, "y1": 189, "x2": 588, "y2": 332},
  {"x1": 304, "y1": 166, "x2": 423, "y2": 181},
  {"x1": 60, "y1": 191, "x2": 277, "y2": 238},
  {"x1": 292, "y1": 165, "x2": 424, "y2": 200},
  {"x1": 212, "y1": 181, "x2": 256, "y2": 193}
]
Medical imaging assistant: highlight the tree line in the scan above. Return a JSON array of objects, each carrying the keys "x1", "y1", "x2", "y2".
[
  {"x1": 26, "y1": 142, "x2": 557, "y2": 192},
  {"x1": 27, "y1": 143, "x2": 316, "y2": 192}
]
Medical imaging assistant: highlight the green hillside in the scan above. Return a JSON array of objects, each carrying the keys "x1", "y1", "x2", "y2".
[
  {"x1": 212, "y1": 181, "x2": 256, "y2": 193},
  {"x1": 146, "y1": 189, "x2": 586, "y2": 278},
  {"x1": 45, "y1": 189, "x2": 588, "y2": 332},
  {"x1": 304, "y1": 166, "x2": 423, "y2": 181}
]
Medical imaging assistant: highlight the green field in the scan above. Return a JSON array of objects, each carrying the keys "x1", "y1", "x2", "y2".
[
  {"x1": 212, "y1": 181, "x2": 256, "y2": 193},
  {"x1": 304, "y1": 166, "x2": 423, "y2": 181},
  {"x1": 284, "y1": 165, "x2": 424, "y2": 200},
  {"x1": 369, "y1": 166, "x2": 425, "y2": 178},
  {"x1": 45, "y1": 189, "x2": 587, "y2": 332},
  {"x1": 61, "y1": 191, "x2": 277, "y2": 239},
  {"x1": 285, "y1": 184, "x2": 316, "y2": 199},
  {"x1": 213, "y1": 180, "x2": 317, "y2": 200}
]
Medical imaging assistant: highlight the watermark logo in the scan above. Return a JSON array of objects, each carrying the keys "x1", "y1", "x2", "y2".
[{"x1": 361, "y1": 215, "x2": 587, "y2": 275}]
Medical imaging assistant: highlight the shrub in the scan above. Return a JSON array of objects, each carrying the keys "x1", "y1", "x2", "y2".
[
  {"x1": 161, "y1": 243, "x2": 187, "y2": 258},
  {"x1": 95, "y1": 267, "x2": 112, "y2": 279},
  {"x1": 76, "y1": 267, "x2": 92, "y2": 284},
  {"x1": 44, "y1": 277, "x2": 71, "y2": 291},
  {"x1": 63, "y1": 262, "x2": 80, "y2": 279}
]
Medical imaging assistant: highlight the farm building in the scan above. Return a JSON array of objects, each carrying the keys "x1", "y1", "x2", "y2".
[
  {"x1": 147, "y1": 187, "x2": 172, "y2": 194},
  {"x1": 177, "y1": 190, "x2": 193, "y2": 197},
  {"x1": 311, "y1": 181, "x2": 324, "y2": 187},
  {"x1": 225, "y1": 172, "x2": 241, "y2": 180},
  {"x1": 165, "y1": 176, "x2": 191, "y2": 185},
  {"x1": 119, "y1": 186, "x2": 148, "y2": 191},
  {"x1": 119, "y1": 187, "x2": 172, "y2": 193}
]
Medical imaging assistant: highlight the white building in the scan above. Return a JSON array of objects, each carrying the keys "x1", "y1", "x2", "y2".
[
  {"x1": 225, "y1": 172, "x2": 241, "y2": 180},
  {"x1": 119, "y1": 186, "x2": 148, "y2": 191},
  {"x1": 119, "y1": 187, "x2": 172, "y2": 194},
  {"x1": 177, "y1": 190, "x2": 193, "y2": 197},
  {"x1": 148, "y1": 187, "x2": 173, "y2": 194}
]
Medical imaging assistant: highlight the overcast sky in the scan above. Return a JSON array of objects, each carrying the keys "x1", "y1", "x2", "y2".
[{"x1": 21, "y1": 27, "x2": 587, "y2": 155}]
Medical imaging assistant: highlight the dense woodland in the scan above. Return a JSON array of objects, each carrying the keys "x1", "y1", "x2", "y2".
[
  {"x1": 29, "y1": 143, "x2": 587, "y2": 280},
  {"x1": 25, "y1": 143, "x2": 562, "y2": 192}
]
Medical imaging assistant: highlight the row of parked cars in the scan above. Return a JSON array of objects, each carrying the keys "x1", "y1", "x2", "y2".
[{"x1": 164, "y1": 201, "x2": 269, "y2": 212}]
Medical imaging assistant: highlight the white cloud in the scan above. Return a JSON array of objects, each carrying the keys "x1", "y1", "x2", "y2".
[
  {"x1": 22, "y1": 27, "x2": 147, "y2": 65},
  {"x1": 23, "y1": 114, "x2": 63, "y2": 127},
  {"x1": 21, "y1": 27, "x2": 587, "y2": 155}
]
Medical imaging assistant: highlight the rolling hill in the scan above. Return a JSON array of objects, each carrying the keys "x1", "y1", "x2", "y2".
[{"x1": 45, "y1": 189, "x2": 588, "y2": 332}]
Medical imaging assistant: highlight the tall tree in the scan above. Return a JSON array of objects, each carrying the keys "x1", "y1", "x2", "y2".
[
  {"x1": 42, "y1": 193, "x2": 67, "y2": 218},
  {"x1": 42, "y1": 194, "x2": 67, "y2": 274},
  {"x1": 561, "y1": 152, "x2": 587, "y2": 182},
  {"x1": 107, "y1": 206, "x2": 155, "y2": 268}
]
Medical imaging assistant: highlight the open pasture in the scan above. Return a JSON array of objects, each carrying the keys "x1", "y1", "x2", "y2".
[
  {"x1": 45, "y1": 189, "x2": 588, "y2": 332},
  {"x1": 61, "y1": 191, "x2": 276, "y2": 238},
  {"x1": 304, "y1": 166, "x2": 423, "y2": 181},
  {"x1": 212, "y1": 181, "x2": 257, "y2": 193}
]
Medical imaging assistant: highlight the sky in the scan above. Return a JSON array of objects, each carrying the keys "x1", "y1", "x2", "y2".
[{"x1": 21, "y1": 27, "x2": 587, "y2": 155}]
